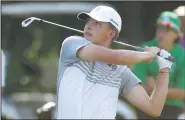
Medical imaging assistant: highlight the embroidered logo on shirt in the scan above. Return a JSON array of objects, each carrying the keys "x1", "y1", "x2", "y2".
[{"x1": 108, "y1": 64, "x2": 117, "y2": 71}]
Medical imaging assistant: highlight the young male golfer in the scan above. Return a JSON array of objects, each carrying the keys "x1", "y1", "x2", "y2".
[{"x1": 56, "y1": 5, "x2": 172, "y2": 119}]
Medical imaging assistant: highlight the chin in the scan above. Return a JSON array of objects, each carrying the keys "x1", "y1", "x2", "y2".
[{"x1": 84, "y1": 35, "x2": 93, "y2": 41}]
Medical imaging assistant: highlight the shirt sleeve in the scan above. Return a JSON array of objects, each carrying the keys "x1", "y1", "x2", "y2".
[
  {"x1": 120, "y1": 67, "x2": 142, "y2": 97},
  {"x1": 60, "y1": 36, "x2": 91, "y2": 65}
]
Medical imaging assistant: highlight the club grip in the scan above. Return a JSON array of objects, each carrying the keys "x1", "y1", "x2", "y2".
[
  {"x1": 157, "y1": 52, "x2": 176, "y2": 62},
  {"x1": 135, "y1": 47, "x2": 175, "y2": 62}
]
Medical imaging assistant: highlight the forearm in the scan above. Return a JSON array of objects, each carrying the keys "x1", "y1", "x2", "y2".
[
  {"x1": 78, "y1": 44, "x2": 155, "y2": 65},
  {"x1": 167, "y1": 88, "x2": 185, "y2": 100},
  {"x1": 118, "y1": 50, "x2": 152, "y2": 65},
  {"x1": 150, "y1": 69, "x2": 169, "y2": 115}
]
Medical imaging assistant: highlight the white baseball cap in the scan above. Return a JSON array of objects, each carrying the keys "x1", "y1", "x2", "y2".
[{"x1": 77, "y1": 5, "x2": 122, "y2": 32}]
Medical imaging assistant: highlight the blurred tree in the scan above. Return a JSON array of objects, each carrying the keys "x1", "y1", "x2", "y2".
[{"x1": 2, "y1": 16, "x2": 42, "y2": 94}]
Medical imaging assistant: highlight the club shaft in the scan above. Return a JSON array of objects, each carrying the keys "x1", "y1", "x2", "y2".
[
  {"x1": 113, "y1": 41, "x2": 144, "y2": 51},
  {"x1": 28, "y1": 17, "x2": 175, "y2": 62},
  {"x1": 40, "y1": 19, "x2": 143, "y2": 50},
  {"x1": 41, "y1": 19, "x2": 84, "y2": 34}
]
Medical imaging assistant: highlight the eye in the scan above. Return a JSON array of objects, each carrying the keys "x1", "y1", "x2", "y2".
[{"x1": 95, "y1": 21, "x2": 101, "y2": 26}]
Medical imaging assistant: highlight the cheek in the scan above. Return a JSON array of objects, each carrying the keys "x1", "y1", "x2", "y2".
[
  {"x1": 99, "y1": 32, "x2": 108, "y2": 40},
  {"x1": 94, "y1": 29, "x2": 106, "y2": 38},
  {"x1": 170, "y1": 32, "x2": 178, "y2": 40},
  {"x1": 94, "y1": 32, "x2": 104, "y2": 41},
  {"x1": 161, "y1": 32, "x2": 177, "y2": 43},
  {"x1": 164, "y1": 33, "x2": 173, "y2": 40}
]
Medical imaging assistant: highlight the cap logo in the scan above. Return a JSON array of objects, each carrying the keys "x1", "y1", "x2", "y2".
[{"x1": 110, "y1": 18, "x2": 118, "y2": 26}]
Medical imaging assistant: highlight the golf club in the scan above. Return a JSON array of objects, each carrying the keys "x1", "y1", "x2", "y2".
[{"x1": 21, "y1": 17, "x2": 175, "y2": 62}]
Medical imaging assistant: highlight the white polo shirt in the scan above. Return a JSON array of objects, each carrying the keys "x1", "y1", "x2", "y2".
[{"x1": 56, "y1": 36, "x2": 141, "y2": 119}]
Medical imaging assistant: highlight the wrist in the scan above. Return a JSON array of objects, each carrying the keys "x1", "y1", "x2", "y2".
[{"x1": 142, "y1": 52, "x2": 153, "y2": 62}]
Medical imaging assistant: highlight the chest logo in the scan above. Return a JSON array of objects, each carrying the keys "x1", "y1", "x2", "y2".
[{"x1": 108, "y1": 64, "x2": 117, "y2": 71}]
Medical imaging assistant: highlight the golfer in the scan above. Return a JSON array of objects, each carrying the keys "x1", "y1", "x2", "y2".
[{"x1": 56, "y1": 5, "x2": 172, "y2": 119}]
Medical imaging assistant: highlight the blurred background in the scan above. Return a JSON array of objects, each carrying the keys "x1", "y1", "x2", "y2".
[{"x1": 1, "y1": 1, "x2": 185, "y2": 119}]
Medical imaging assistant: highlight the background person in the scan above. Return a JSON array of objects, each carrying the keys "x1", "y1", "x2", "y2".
[{"x1": 133, "y1": 11, "x2": 185, "y2": 119}]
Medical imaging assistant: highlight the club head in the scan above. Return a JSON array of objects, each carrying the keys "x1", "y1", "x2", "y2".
[{"x1": 21, "y1": 17, "x2": 41, "y2": 27}]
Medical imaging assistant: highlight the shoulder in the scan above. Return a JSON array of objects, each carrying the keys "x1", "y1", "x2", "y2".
[
  {"x1": 62, "y1": 35, "x2": 90, "y2": 45},
  {"x1": 117, "y1": 65, "x2": 128, "y2": 72}
]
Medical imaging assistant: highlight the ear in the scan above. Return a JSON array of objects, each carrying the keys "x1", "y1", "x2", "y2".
[{"x1": 108, "y1": 29, "x2": 116, "y2": 40}]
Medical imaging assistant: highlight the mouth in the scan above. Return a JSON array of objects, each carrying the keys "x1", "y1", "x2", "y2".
[{"x1": 84, "y1": 32, "x2": 92, "y2": 37}]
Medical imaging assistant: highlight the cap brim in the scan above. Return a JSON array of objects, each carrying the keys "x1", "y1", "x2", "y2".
[
  {"x1": 77, "y1": 12, "x2": 91, "y2": 21},
  {"x1": 77, "y1": 12, "x2": 108, "y2": 22}
]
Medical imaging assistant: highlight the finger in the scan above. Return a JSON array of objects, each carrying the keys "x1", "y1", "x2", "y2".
[{"x1": 144, "y1": 46, "x2": 149, "y2": 51}]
